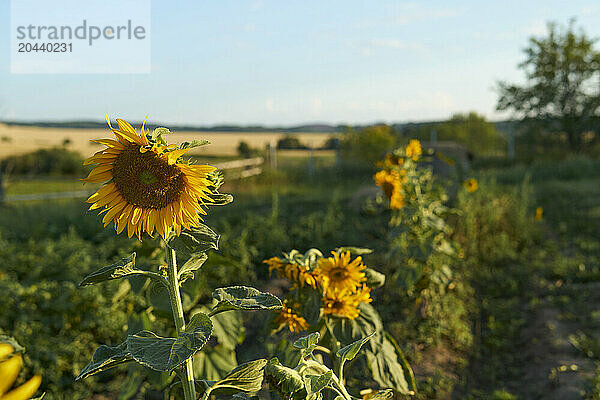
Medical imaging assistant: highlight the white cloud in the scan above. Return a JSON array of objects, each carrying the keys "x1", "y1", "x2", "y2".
[{"x1": 265, "y1": 98, "x2": 275, "y2": 112}]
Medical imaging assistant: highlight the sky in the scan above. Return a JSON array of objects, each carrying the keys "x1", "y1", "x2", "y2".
[{"x1": 1, "y1": 0, "x2": 599, "y2": 126}]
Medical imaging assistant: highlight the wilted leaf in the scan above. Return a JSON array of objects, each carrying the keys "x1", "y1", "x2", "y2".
[
  {"x1": 126, "y1": 313, "x2": 212, "y2": 371},
  {"x1": 207, "y1": 193, "x2": 234, "y2": 206},
  {"x1": 211, "y1": 286, "x2": 282, "y2": 316},
  {"x1": 364, "y1": 268, "x2": 386, "y2": 288},
  {"x1": 364, "y1": 335, "x2": 412, "y2": 395},
  {"x1": 178, "y1": 252, "x2": 208, "y2": 281},
  {"x1": 335, "y1": 246, "x2": 373, "y2": 255},
  {"x1": 179, "y1": 139, "x2": 210, "y2": 150},
  {"x1": 365, "y1": 389, "x2": 394, "y2": 399}
]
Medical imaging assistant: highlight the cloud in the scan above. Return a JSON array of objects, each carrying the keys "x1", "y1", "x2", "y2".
[
  {"x1": 265, "y1": 98, "x2": 275, "y2": 112},
  {"x1": 359, "y1": 38, "x2": 426, "y2": 56}
]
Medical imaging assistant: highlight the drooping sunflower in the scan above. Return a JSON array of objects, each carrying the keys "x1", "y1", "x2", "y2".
[
  {"x1": 314, "y1": 251, "x2": 366, "y2": 293},
  {"x1": 322, "y1": 285, "x2": 372, "y2": 320},
  {"x1": 83, "y1": 117, "x2": 216, "y2": 239},
  {"x1": 463, "y1": 178, "x2": 478, "y2": 193},
  {"x1": 264, "y1": 257, "x2": 319, "y2": 289},
  {"x1": 374, "y1": 169, "x2": 401, "y2": 199},
  {"x1": 405, "y1": 139, "x2": 422, "y2": 161},
  {"x1": 535, "y1": 206, "x2": 543, "y2": 221},
  {"x1": 274, "y1": 302, "x2": 309, "y2": 333}
]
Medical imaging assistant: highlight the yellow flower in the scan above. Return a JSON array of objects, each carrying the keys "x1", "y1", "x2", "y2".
[
  {"x1": 374, "y1": 170, "x2": 404, "y2": 210},
  {"x1": 389, "y1": 190, "x2": 405, "y2": 210},
  {"x1": 536, "y1": 207, "x2": 543, "y2": 220},
  {"x1": 322, "y1": 285, "x2": 372, "y2": 320},
  {"x1": 83, "y1": 117, "x2": 216, "y2": 239},
  {"x1": 274, "y1": 302, "x2": 309, "y2": 333},
  {"x1": 405, "y1": 139, "x2": 422, "y2": 161},
  {"x1": 377, "y1": 153, "x2": 404, "y2": 168},
  {"x1": 463, "y1": 178, "x2": 478, "y2": 193},
  {"x1": 314, "y1": 251, "x2": 366, "y2": 293},
  {"x1": 264, "y1": 257, "x2": 319, "y2": 289},
  {"x1": 0, "y1": 346, "x2": 41, "y2": 400}
]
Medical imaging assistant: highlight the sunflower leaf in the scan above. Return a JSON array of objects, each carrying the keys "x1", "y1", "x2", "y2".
[
  {"x1": 334, "y1": 246, "x2": 373, "y2": 255},
  {"x1": 293, "y1": 332, "x2": 320, "y2": 359},
  {"x1": 207, "y1": 193, "x2": 234, "y2": 206},
  {"x1": 211, "y1": 286, "x2": 283, "y2": 316},
  {"x1": 178, "y1": 252, "x2": 208, "y2": 281},
  {"x1": 364, "y1": 268, "x2": 386, "y2": 288},
  {"x1": 152, "y1": 127, "x2": 171, "y2": 145},
  {"x1": 303, "y1": 370, "x2": 332, "y2": 399},
  {"x1": 168, "y1": 224, "x2": 219, "y2": 256},
  {"x1": 126, "y1": 312, "x2": 212, "y2": 371},
  {"x1": 365, "y1": 389, "x2": 394, "y2": 399},
  {"x1": 79, "y1": 253, "x2": 166, "y2": 287},
  {"x1": 202, "y1": 358, "x2": 268, "y2": 397},
  {"x1": 336, "y1": 331, "x2": 376, "y2": 364},
  {"x1": 179, "y1": 140, "x2": 210, "y2": 150},
  {"x1": 76, "y1": 342, "x2": 133, "y2": 380},
  {"x1": 264, "y1": 358, "x2": 305, "y2": 396}
]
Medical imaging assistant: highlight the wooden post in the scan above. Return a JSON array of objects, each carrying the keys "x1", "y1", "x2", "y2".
[
  {"x1": 269, "y1": 140, "x2": 277, "y2": 169},
  {"x1": 307, "y1": 146, "x2": 315, "y2": 178},
  {"x1": 430, "y1": 129, "x2": 437, "y2": 143}
]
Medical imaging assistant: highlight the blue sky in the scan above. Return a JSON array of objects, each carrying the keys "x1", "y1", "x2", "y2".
[{"x1": 1, "y1": 1, "x2": 599, "y2": 126}]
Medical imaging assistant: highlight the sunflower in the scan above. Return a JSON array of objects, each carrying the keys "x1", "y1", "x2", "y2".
[
  {"x1": 264, "y1": 257, "x2": 319, "y2": 289},
  {"x1": 274, "y1": 302, "x2": 309, "y2": 333},
  {"x1": 374, "y1": 169, "x2": 401, "y2": 199},
  {"x1": 377, "y1": 153, "x2": 404, "y2": 168},
  {"x1": 83, "y1": 117, "x2": 216, "y2": 239},
  {"x1": 314, "y1": 251, "x2": 366, "y2": 293},
  {"x1": 322, "y1": 285, "x2": 372, "y2": 319},
  {"x1": 535, "y1": 206, "x2": 543, "y2": 221},
  {"x1": 405, "y1": 139, "x2": 422, "y2": 161},
  {"x1": 463, "y1": 178, "x2": 478, "y2": 193},
  {"x1": 0, "y1": 344, "x2": 41, "y2": 400}
]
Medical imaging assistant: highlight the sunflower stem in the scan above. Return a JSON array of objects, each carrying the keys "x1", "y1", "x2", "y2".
[{"x1": 165, "y1": 243, "x2": 197, "y2": 400}]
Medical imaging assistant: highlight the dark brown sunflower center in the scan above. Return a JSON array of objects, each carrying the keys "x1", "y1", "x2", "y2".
[
  {"x1": 330, "y1": 268, "x2": 347, "y2": 281},
  {"x1": 382, "y1": 182, "x2": 395, "y2": 199},
  {"x1": 112, "y1": 145, "x2": 185, "y2": 209}
]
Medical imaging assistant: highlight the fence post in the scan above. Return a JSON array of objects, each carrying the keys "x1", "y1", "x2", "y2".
[
  {"x1": 307, "y1": 146, "x2": 315, "y2": 178},
  {"x1": 269, "y1": 140, "x2": 277, "y2": 169},
  {"x1": 430, "y1": 129, "x2": 437, "y2": 143}
]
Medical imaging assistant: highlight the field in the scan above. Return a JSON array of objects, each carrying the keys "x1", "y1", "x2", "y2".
[
  {"x1": 1, "y1": 128, "x2": 599, "y2": 400},
  {"x1": 0, "y1": 123, "x2": 335, "y2": 158}
]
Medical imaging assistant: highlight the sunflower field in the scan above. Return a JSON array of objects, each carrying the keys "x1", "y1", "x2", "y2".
[{"x1": 1, "y1": 119, "x2": 600, "y2": 399}]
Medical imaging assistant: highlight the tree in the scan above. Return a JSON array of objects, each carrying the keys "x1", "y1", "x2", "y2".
[
  {"x1": 497, "y1": 20, "x2": 600, "y2": 151},
  {"x1": 435, "y1": 112, "x2": 504, "y2": 155},
  {"x1": 340, "y1": 125, "x2": 396, "y2": 163}
]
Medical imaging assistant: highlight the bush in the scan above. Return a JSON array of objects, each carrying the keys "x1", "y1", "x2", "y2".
[
  {"x1": 340, "y1": 125, "x2": 396, "y2": 164},
  {"x1": 276, "y1": 135, "x2": 307, "y2": 149},
  {"x1": 1, "y1": 148, "x2": 87, "y2": 176}
]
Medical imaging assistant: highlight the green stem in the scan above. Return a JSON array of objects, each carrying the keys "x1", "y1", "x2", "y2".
[{"x1": 165, "y1": 244, "x2": 197, "y2": 400}]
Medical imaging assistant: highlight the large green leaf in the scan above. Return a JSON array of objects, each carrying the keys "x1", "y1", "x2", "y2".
[
  {"x1": 203, "y1": 359, "x2": 268, "y2": 397},
  {"x1": 126, "y1": 313, "x2": 212, "y2": 371},
  {"x1": 76, "y1": 342, "x2": 133, "y2": 380},
  {"x1": 167, "y1": 224, "x2": 219, "y2": 256},
  {"x1": 205, "y1": 309, "x2": 245, "y2": 350},
  {"x1": 193, "y1": 345, "x2": 238, "y2": 381},
  {"x1": 211, "y1": 286, "x2": 282, "y2": 316},
  {"x1": 178, "y1": 252, "x2": 208, "y2": 283},
  {"x1": 336, "y1": 332, "x2": 376, "y2": 364},
  {"x1": 80, "y1": 253, "x2": 165, "y2": 287},
  {"x1": 364, "y1": 336, "x2": 411, "y2": 395},
  {"x1": 264, "y1": 358, "x2": 304, "y2": 397}
]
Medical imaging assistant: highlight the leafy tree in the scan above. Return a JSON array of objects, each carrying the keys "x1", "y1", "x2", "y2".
[
  {"x1": 340, "y1": 125, "x2": 395, "y2": 163},
  {"x1": 435, "y1": 112, "x2": 504, "y2": 155},
  {"x1": 277, "y1": 135, "x2": 307, "y2": 150},
  {"x1": 497, "y1": 20, "x2": 600, "y2": 151}
]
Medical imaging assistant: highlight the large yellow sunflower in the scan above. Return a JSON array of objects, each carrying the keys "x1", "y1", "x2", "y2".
[
  {"x1": 274, "y1": 302, "x2": 309, "y2": 333},
  {"x1": 314, "y1": 251, "x2": 366, "y2": 293},
  {"x1": 374, "y1": 169, "x2": 401, "y2": 199},
  {"x1": 322, "y1": 285, "x2": 372, "y2": 320},
  {"x1": 83, "y1": 117, "x2": 216, "y2": 239}
]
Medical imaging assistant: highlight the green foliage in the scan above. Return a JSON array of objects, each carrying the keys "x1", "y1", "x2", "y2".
[
  {"x1": 0, "y1": 147, "x2": 87, "y2": 175},
  {"x1": 435, "y1": 112, "x2": 504, "y2": 155},
  {"x1": 497, "y1": 20, "x2": 600, "y2": 151},
  {"x1": 340, "y1": 125, "x2": 396, "y2": 164},
  {"x1": 277, "y1": 135, "x2": 307, "y2": 150}
]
